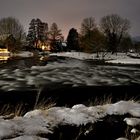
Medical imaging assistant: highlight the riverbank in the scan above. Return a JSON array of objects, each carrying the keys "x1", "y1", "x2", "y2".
[
  {"x1": 50, "y1": 52, "x2": 140, "y2": 65},
  {"x1": 0, "y1": 100, "x2": 139, "y2": 140},
  {"x1": 0, "y1": 52, "x2": 139, "y2": 140}
]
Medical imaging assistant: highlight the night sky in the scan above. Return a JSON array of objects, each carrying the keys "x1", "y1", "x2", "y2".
[{"x1": 0, "y1": 0, "x2": 139, "y2": 39}]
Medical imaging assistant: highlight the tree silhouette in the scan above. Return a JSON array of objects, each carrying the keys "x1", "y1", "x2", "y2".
[
  {"x1": 80, "y1": 17, "x2": 104, "y2": 53},
  {"x1": 27, "y1": 18, "x2": 48, "y2": 48},
  {"x1": 5, "y1": 34, "x2": 16, "y2": 52},
  {"x1": 100, "y1": 14, "x2": 130, "y2": 53},
  {"x1": 49, "y1": 23, "x2": 63, "y2": 52},
  {"x1": 0, "y1": 17, "x2": 25, "y2": 40},
  {"x1": 67, "y1": 28, "x2": 80, "y2": 51}
]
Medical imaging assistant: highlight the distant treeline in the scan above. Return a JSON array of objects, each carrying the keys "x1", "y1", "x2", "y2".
[{"x1": 0, "y1": 14, "x2": 139, "y2": 53}]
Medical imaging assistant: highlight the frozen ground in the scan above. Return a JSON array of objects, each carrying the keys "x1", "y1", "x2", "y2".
[
  {"x1": 0, "y1": 101, "x2": 139, "y2": 140},
  {"x1": 0, "y1": 53, "x2": 139, "y2": 139},
  {"x1": 50, "y1": 52, "x2": 140, "y2": 64},
  {"x1": 10, "y1": 51, "x2": 34, "y2": 58}
]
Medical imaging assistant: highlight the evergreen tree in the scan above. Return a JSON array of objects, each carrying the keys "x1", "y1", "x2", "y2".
[
  {"x1": 27, "y1": 18, "x2": 48, "y2": 48},
  {"x1": 67, "y1": 28, "x2": 80, "y2": 51},
  {"x1": 27, "y1": 19, "x2": 36, "y2": 47}
]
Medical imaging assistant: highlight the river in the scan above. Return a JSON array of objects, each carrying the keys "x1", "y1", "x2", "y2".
[{"x1": 0, "y1": 56, "x2": 139, "y2": 107}]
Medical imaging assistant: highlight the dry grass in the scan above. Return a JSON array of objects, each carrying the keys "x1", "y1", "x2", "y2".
[
  {"x1": 88, "y1": 94, "x2": 140, "y2": 107},
  {"x1": 125, "y1": 126, "x2": 140, "y2": 140},
  {"x1": 0, "y1": 98, "x2": 56, "y2": 118},
  {"x1": 34, "y1": 98, "x2": 56, "y2": 110},
  {"x1": 0, "y1": 103, "x2": 26, "y2": 119},
  {"x1": 88, "y1": 94, "x2": 113, "y2": 106}
]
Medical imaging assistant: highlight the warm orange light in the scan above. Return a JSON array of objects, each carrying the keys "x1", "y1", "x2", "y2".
[
  {"x1": 41, "y1": 45, "x2": 51, "y2": 51},
  {"x1": 0, "y1": 56, "x2": 9, "y2": 61},
  {"x1": 0, "y1": 48, "x2": 10, "y2": 61},
  {"x1": 0, "y1": 48, "x2": 10, "y2": 54},
  {"x1": 41, "y1": 45, "x2": 45, "y2": 50}
]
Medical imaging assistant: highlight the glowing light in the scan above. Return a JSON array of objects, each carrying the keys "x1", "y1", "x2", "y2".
[
  {"x1": 41, "y1": 45, "x2": 51, "y2": 51},
  {"x1": 0, "y1": 48, "x2": 10, "y2": 54},
  {"x1": 0, "y1": 48, "x2": 10, "y2": 61},
  {"x1": 0, "y1": 56, "x2": 10, "y2": 61},
  {"x1": 41, "y1": 45, "x2": 45, "y2": 50}
]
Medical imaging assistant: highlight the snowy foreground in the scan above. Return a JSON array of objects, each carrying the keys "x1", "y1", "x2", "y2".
[
  {"x1": 0, "y1": 101, "x2": 139, "y2": 140},
  {"x1": 50, "y1": 52, "x2": 140, "y2": 65}
]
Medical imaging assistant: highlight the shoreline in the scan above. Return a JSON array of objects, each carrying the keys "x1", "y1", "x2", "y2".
[{"x1": 0, "y1": 84, "x2": 139, "y2": 109}]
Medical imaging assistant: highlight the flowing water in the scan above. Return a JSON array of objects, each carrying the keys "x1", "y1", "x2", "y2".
[
  {"x1": 0, "y1": 56, "x2": 140, "y2": 91},
  {"x1": 0, "y1": 56, "x2": 140, "y2": 107}
]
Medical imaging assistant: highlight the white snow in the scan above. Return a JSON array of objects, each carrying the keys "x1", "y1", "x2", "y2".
[
  {"x1": 11, "y1": 51, "x2": 34, "y2": 58},
  {"x1": 104, "y1": 100, "x2": 140, "y2": 116},
  {"x1": 116, "y1": 138, "x2": 128, "y2": 140},
  {"x1": 0, "y1": 119, "x2": 21, "y2": 139},
  {"x1": 0, "y1": 101, "x2": 139, "y2": 139},
  {"x1": 9, "y1": 136, "x2": 48, "y2": 140},
  {"x1": 50, "y1": 52, "x2": 140, "y2": 65},
  {"x1": 124, "y1": 118, "x2": 140, "y2": 126},
  {"x1": 24, "y1": 109, "x2": 45, "y2": 118},
  {"x1": 106, "y1": 58, "x2": 140, "y2": 64},
  {"x1": 131, "y1": 128, "x2": 139, "y2": 134},
  {"x1": 50, "y1": 52, "x2": 93, "y2": 60},
  {"x1": 24, "y1": 101, "x2": 140, "y2": 127}
]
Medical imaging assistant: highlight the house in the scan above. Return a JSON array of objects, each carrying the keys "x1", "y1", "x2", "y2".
[{"x1": 35, "y1": 40, "x2": 51, "y2": 51}]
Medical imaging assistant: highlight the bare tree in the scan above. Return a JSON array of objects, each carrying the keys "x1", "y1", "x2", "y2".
[
  {"x1": 49, "y1": 23, "x2": 62, "y2": 41},
  {"x1": 80, "y1": 17, "x2": 96, "y2": 36},
  {"x1": 0, "y1": 17, "x2": 25, "y2": 41},
  {"x1": 80, "y1": 17, "x2": 105, "y2": 53},
  {"x1": 49, "y1": 23, "x2": 63, "y2": 51},
  {"x1": 100, "y1": 14, "x2": 130, "y2": 53}
]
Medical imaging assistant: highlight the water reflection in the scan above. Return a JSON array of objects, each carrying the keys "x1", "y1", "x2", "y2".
[
  {"x1": 0, "y1": 56, "x2": 140, "y2": 92},
  {"x1": 0, "y1": 55, "x2": 10, "y2": 61}
]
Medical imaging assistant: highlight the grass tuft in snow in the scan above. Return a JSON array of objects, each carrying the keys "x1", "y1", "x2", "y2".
[
  {"x1": 88, "y1": 94, "x2": 113, "y2": 106},
  {"x1": 0, "y1": 98, "x2": 56, "y2": 118},
  {"x1": 0, "y1": 103, "x2": 26, "y2": 118},
  {"x1": 34, "y1": 98, "x2": 56, "y2": 110},
  {"x1": 125, "y1": 126, "x2": 139, "y2": 140}
]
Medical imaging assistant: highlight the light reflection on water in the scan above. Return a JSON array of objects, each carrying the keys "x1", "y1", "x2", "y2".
[
  {"x1": 0, "y1": 56, "x2": 140, "y2": 91},
  {"x1": 0, "y1": 55, "x2": 10, "y2": 61}
]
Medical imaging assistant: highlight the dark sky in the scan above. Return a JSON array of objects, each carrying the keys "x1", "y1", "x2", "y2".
[{"x1": 0, "y1": 0, "x2": 140, "y2": 39}]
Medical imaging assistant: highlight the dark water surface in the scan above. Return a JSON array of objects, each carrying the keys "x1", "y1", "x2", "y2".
[{"x1": 0, "y1": 56, "x2": 140, "y2": 107}]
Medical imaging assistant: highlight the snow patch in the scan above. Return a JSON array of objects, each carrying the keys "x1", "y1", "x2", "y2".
[
  {"x1": 124, "y1": 118, "x2": 140, "y2": 126},
  {"x1": 50, "y1": 52, "x2": 140, "y2": 65},
  {"x1": 105, "y1": 101, "x2": 140, "y2": 116},
  {"x1": 8, "y1": 135, "x2": 49, "y2": 140},
  {"x1": 12, "y1": 51, "x2": 33, "y2": 58},
  {"x1": 0, "y1": 101, "x2": 139, "y2": 139}
]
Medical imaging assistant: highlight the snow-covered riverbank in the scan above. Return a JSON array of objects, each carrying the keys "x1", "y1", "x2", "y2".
[
  {"x1": 50, "y1": 52, "x2": 140, "y2": 65},
  {"x1": 0, "y1": 101, "x2": 139, "y2": 140},
  {"x1": 10, "y1": 51, "x2": 34, "y2": 58}
]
